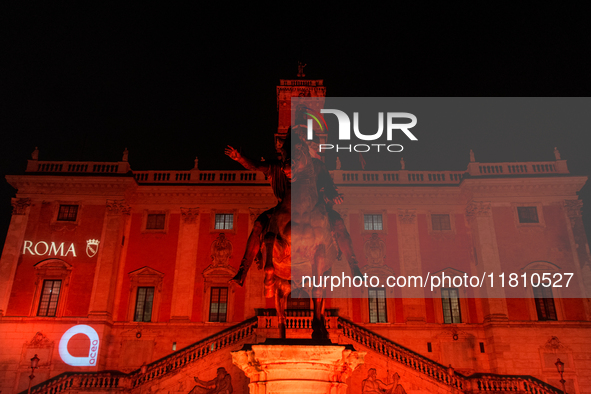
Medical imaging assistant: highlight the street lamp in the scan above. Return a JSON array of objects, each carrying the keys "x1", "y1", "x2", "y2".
[
  {"x1": 27, "y1": 354, "x2": 40, "y2": 394},
  {"x1": 555, "y1": 358, "x2": 566, "y2": 394}
]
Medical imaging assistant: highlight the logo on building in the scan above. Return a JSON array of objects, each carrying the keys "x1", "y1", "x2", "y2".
[
  {"x1": 86, "y1": 239, "x2": 100, "y2": 258},
  {"x1": 58, "y1": 325, "x2": 100, "y2": 366}
]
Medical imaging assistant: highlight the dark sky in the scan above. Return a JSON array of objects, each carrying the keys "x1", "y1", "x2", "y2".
[{"x1": 2, "y1": 4, "x2": 591, "y2": 247}]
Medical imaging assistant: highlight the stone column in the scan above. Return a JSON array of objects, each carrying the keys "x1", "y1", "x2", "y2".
[
  {"x1": 170, "y1": 208, "x2": 201, "y2": 321},
  {"x1": 232, "y1": 344, "x2": 365, "y2": 394},
  {"x1": 88, "y1": 199, "x2": 130, "y2": 320},
  {"x1": 397, "y1": 209, "x2": 426, "y2": 322},
  {"x1": 466, "y1": 201, "x2": 508, "y2": 321},
  {"x1": 0, "y1": 198, "x2": 32, "y2": 316}
]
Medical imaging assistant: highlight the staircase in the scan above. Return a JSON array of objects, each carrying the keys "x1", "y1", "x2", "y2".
[
  {"x1": 337, "y1": 317, "x2": 563, "y2": 394},
  {"x1": 22, "y1": 317, "x2": 258, "y2": 394}
]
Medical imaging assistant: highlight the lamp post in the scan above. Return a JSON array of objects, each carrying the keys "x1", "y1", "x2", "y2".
[
  {"x1": 555, "y1": 358, "x2": 566, "y2": 394},
  {"x1": 27, "y1": 354, "x2": 40, "y2": 394}
]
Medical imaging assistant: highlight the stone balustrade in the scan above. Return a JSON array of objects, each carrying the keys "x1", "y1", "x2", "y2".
[
  {"x1": 23, "y1": 318, "x2": 257, "y2": 394},
  {"x1": 26, "y1": 160, "x2": 130, "y2": 174},
  {"x1": 467, "y1": 160, "x2": 568, "y2": 176},
  {"x1": 27, "y1": 372, "x2": 127, "y2": 394},
  {"x1": 25, "y1": 157, "x2": 569, "y2": 187},
  {"x1": 338, "y1": 318, "x2": 562, "y2": 394}
]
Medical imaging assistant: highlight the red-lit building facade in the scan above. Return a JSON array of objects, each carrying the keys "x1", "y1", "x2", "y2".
[{"x1": 0, "y1": 77, "x2": 590, "y2": 394}]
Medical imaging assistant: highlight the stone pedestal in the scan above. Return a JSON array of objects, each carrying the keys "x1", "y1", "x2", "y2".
[{"x1": 232, "y1": 341, "x2": 365, "y2": 394}]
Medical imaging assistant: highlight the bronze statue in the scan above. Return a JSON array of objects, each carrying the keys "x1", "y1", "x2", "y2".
[
  {"x1": 189, "y1": 367, "x2": 232, "y2": 394},
  {"x1": 226, "y1": 110, "x2": 362, "y2": 338}
]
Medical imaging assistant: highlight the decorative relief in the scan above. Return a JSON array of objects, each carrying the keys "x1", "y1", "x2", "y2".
[
  {"x1": 11, "y1": 198, "x2": 31, "y2": 215},
  {"x1": 466, "y1": 202, "x2": 492, "y2": 218},
  {"x1": 181, "y1": 208, "x2": 199, "y2": 224},
  {"x1": 211, "y1": 233, "x2": 233, "y2": 267},
  {"x1": 364, "y1": 233, "x2": 386, "y2": 267},
  {"x1": 397, "y1": 209, "x2": 416, "y2": 224},
  {"x1": 564, "y1": 200, "x2": 583, "y2": 218},
  {"x1": 106, "y1": 199, "x2": 131, "y2": 215},
  {"x1": 28, "y1": 332, "x2": 52, "y2": 347},
  {"x1": 542, "y1": 336, "x2": 570, "y2": 352}
]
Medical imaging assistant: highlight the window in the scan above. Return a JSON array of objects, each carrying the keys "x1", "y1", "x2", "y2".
[
  {"x1": 209, "y1": 287, "x2": 228, "y2": 322},
  {"x1": 37, "y1": 280, "x2": 62, "y2": 317},
  {"x1": 215, "y1": 214, "x2": 233, "y2": 230},
  {"x1": 57, "y1": 205, "x2": 78, "y2": 221},
  {"x1": 442, "y1": 288, "x2": 461, "y2": 323},
  {"x1": 364, "y1": 214, "x2": 383, "y2": 231},
  {"x1": 134, "y1": 287, "x2": 155, "y2": 322},
  {"x1": 146, "y1": 214, "x2": 166, "y2": 230},
  {"x1": 368, "y1": 288, "x2": 387, "y2": 323},
  {"x1": 533, "y1": 286, "x2": 557, "y2": 321},
  {"x1": 517, "y1": 206, "x2": 539, "y2": 223},
  {"x1": 431, "y1": 214, "x2": 451, "y2": 230}
]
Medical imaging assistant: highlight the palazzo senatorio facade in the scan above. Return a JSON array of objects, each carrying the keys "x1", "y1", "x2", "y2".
[{"x1": 1, "y1": 77, "x2": 590, "y2": 394}]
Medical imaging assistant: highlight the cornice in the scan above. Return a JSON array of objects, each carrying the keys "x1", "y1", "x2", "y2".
[{"x1": 6, "y1": 175, "x2": 137, "y2": 196}]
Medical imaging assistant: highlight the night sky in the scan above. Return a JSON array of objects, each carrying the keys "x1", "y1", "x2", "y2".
[{"x1": 2, "y1": 4, "x2": 591, "y2": 248}]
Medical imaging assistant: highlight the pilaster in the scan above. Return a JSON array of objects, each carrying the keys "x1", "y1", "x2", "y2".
[
  {"x1": 88, "y1": 199, "x2": 130, "y2": 320},
  {"x1": 169, "y1": 208, "x2": 201, "y2": 321},
  {"x1": 0, "y1": 198, "x2": 32, "y2": 316},
  {"x1": 466, "y1": 201, "x2": 508, "y2": 321},
  {"x1": 396, "y1": 209, "x2": 426, "y2": 323}
]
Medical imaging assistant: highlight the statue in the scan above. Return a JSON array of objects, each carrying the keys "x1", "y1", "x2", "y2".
[
  {"x1": 336, "y1": 157, "x2": 341, "y2": 170},
  {"x1": 226, "y1": 109, "x2": 361, "y2": 338},
  {"x1": 189, "y1": 367, "x2": 232, "y2": 394},
  {"x1": 31, "y1": 147, "x2": 39, "y2": 160},
  {"x1": 362, "y1": 369, "x2": 406, "y2": 394},
  {"x1": 297, "y1": 61, "x2": 307, "y2": 78},
  {"x1": 400, "y1": 157, "x2": 405, "y2": 170},
  {"x1": 122, "y1": 148, "x2": 129, "y2": 162},
  {"x1": 194, "y1": 156, "x2": 199, "y2": 170},
  {"x1": 469, "y1": 149, "x2": 475, "y2": 162},
  {"x1": 554, "y1": 147, "x2": 561, "y2": 160}
]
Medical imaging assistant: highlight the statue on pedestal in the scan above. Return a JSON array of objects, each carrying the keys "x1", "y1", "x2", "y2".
[{"x1": 226, "y1": 107, "x2": 361, "y2": 338}]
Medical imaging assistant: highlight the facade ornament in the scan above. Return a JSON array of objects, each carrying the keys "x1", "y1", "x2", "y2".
[
  {"x1": 400, "y1": 157, "x2": 405, "y2": 170},
  {"x1": 336, "y1": 157, "x2": 342, "y2": 170},
  {"x1": 466, "y1": 202, "x2": 492, "y2": 218},
  {"x1": 11, "y1": 198, "x2": 31, "y2": 215},
  {"x1": 470, "y1": 149, "x2": 475, "y2": 162},
  {"x1": 211, "y1": 233, "x2": 233, "y2": 267},
  {"x1": 249, "y1": 208, "x2": 266, "y2": 227},
  {"x1": 32, "y1": 147, "x2": 39, "y2": 160},
  {"x1": 297, "y1": 61, "x2": 307, "y2": 78},
  {"x1": 554, "y1": 147, "x2": 561, "y2": 160},
  {"x1": 180, "y1": 208, "x2": 199, "y2": 224},
  {"x1": 364, "y1": 233, "x2": 386, "y2": 267},
  {"x1": 194, "y1": 156, "x2": 199, "y2": 170},
  {"x1": 564, "y1": 199, "x2": 583, "y2": 218},
  {"x1": 28, "y1": 332, "x2": 51, "y2": 346},
  {"x1": 106, "y1": 199, "x2": 131, "y2": 215},
  {"x1": 122, "y1": 148, "x2": 129, "y2": 162},
  {"x1": 398, "y1": 209, "x2": 416, "y2": 224},
  {"x1": 542, "y1": 336, "x2": 570, "y2": 352}
]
